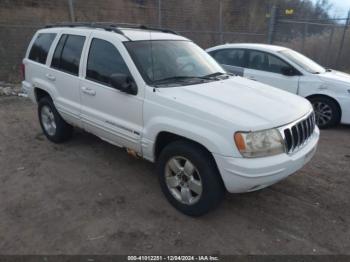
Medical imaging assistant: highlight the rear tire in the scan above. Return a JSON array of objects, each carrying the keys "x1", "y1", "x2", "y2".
[
  {"x1": 309, "y1": 96, "x2": 341, "y2": 129},
  {"x1": 38, "y1": 96, "x2": 73, "y2": 143},
  {"x1": 157, "y1": 140, "x2": 225, "y2": 217}
]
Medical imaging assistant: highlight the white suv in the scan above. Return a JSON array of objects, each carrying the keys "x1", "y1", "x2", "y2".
[{"x1": 22, "y1": 23, "x2": 319, "y2": 216}]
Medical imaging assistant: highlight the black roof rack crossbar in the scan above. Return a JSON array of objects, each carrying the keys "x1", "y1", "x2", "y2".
[{"x1": 45, "y1": 22, "x2": 178, "y2": 37}]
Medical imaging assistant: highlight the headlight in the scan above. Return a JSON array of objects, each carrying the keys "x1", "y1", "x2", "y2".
[{"x1": 234, "y1": 129, "x2": 285, "y2": 158}]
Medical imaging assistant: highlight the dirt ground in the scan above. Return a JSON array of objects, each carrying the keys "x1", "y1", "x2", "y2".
[{"x1": 0, "y1": 96, "x2": 349, "y2": 255}]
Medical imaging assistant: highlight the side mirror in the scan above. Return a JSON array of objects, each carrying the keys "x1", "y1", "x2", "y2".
[
  {"x1": 110, "y1": 73, "x2": 137, "y2": 95},
  {"x1": 281, "y1": 66, "x2": 297, "y2": 76}
]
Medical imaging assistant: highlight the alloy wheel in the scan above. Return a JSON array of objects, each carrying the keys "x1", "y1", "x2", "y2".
[
  {"x1": 165, "y1": 156, "x2": 203, "y2": 205},
  {"x1": 313, "y1": 101, "x2": 333, "y2": 127},
  {"x1": 41, "y1": 105, "x2": 56, "y2": 136}
]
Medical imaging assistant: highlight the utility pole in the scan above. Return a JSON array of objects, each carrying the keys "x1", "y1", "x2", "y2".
[
  {"x1": 68, "y1": 0, "x2": 76, "y2": 22},
  {"x1": 267, "y1": 5, "x2": 277, "y2": 44},
  {"x1": 158, "y1": 0, "x2": 162, "y2": 27},
  {"x1": 219, "y1": 0, "x2": 223, "y2": 44}
]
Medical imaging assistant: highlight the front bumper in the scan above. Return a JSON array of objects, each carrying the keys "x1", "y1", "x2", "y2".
[
  {"x1": 338, "y1": 96, "x2": 350, "y2": 124},
  {"x1": 214, "y1": 127, "x2": 320, "y2": 193}
]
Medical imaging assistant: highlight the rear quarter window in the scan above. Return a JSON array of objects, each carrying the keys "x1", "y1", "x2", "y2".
[{"x1": 28, "y1": 33, "x2": 56, "y2": 64}]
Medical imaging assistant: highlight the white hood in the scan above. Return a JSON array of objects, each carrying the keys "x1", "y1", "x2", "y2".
[
  {"x1": 159, "y1": 77, "x2": 312, "y2": 131},
  {"x1": 318, "y1": 70, "x2": 350, "y2": 87}
]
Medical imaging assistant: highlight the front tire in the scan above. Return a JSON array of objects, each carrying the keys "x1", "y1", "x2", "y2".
[
  {"x1": 38, "y1": 96, "x2": 73, "y2": 143},
  {"x1": 309, "y1": 96, "x2": 341, "y2": 129},
  {"x1": 157, "y1": 140, "x2": 225, "y2": 217}
]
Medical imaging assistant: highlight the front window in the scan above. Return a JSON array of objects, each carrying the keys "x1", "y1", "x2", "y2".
[
  {"x1": 125, "y1": 40, "x2": 225, "y2": 86},
  {"x1": 278, "y1": 49, "x2": 325, "y2": 74},
  {"x1": 86, "y1": 38, "x2": 131, "y2": 86},
  {"x1": 247, "y1": 50, "x2": 295, "y2": 75}
]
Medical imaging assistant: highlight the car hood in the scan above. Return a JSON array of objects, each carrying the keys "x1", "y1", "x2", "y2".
[
  {"x1": 318, "y1": 70, "x2": 350, "y2": 87},
  {"x1": 159, "y1": 77, "x2": 312, "y2": 131}
]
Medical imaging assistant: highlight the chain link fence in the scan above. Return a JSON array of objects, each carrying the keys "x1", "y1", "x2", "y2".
[
  {"x1": 271, "y1": 6, "x2": 350, "y2": 70},
  {"x1": 0, "y1": 0, "x2": 349, "y2": 82}
]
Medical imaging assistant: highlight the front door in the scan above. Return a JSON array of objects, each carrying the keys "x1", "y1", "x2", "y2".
[
  {"x1": 244, "y1": 50, "x2": 300, "y2": 94},
  {"x1": 79, "y1": 32, "x2": 144, "y2": 152}
]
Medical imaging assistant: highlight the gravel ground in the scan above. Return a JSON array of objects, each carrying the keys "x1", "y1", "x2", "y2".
[{"x1": 0, "y1": 96, "x2": 349, "y2": 255}]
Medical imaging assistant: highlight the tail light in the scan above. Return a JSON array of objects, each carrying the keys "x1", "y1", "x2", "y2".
[{"x1": 20, "y1": 63, "x2": 25, "y2": 80}]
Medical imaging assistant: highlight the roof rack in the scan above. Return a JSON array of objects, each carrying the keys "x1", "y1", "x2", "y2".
[{"x1": 45, "y1": 22, "x2": 179, "y2": 39}]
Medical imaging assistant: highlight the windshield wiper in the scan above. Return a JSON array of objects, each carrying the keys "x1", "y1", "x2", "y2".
[
  {"x1": 153, "y1": 76, "x2": 196, "y2": 83},
  {"x1": 152, "y1": 73, "x2": 229, "y2": 86},
  {"x1": 201, "y1": 72, "x2": 227, "y2": 78},
  {"x1": 153, "y1": 76, "x2": 212, "y2": 86}
]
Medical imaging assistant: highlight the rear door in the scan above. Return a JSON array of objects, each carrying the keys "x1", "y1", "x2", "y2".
[
  {"x1": 244, "y1": 50, "x2": 300, "y2": 94},
  {"x1": 46, "y1": 30, "x2": 89, "y2": 127},
  {"x1": 79, "y1": 32, "x2": 144, "y2": 152}
]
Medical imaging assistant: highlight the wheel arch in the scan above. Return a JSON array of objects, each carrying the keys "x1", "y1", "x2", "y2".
[
  {"x1": 154, "y1": 131, "x2": 226, "y2": 192},
  {"x1": 306, "y1": 94, "x2": 342, "y2": 118},
  {"x1": 154, "y1": 131, "x2": 214, "y2": 162},
  {"x1": 34, "y1": 87, "x2": 52, "y2": 102}
]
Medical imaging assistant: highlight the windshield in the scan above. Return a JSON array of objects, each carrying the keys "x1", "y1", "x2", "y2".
[
  {"x1": 125, "y1": 40, "x2": 225, "y2": 86},
  {"x1": 278, "y1": 49, "x2": 325, "y2": 74}
]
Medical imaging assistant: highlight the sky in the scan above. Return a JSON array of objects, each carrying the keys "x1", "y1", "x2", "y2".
[{"x1": 313, "y1": 0, "x2": 350, "y2": 18}]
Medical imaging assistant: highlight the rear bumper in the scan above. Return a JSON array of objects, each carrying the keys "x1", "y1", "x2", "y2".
[
  {"x1": 21, "y1": 81, "x2": 36, "y2": 103},
  {"x1": 214, "y1": 127, "x2": 320, "y2": 193}
]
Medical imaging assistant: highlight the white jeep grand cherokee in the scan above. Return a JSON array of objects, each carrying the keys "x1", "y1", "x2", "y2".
[{"x1": 22, "y1": 23, "x2": 319, "y2": 216}]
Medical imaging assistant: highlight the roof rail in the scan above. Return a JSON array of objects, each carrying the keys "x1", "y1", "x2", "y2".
[
  {"x1": 45, "y1": 22, "x2": 126, "y2": 36},
  {"x1": 45, "y1": 22, "x2": 178, "y2": 38}
]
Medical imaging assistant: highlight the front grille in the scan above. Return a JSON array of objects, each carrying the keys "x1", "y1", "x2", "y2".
[{"x1": 282, "y1": 111, "x2": 316, "y2": 154}]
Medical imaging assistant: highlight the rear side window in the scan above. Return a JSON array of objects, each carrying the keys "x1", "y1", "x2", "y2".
[
  {"x1": 51, "y1": 34, "x2": 85, "y2": 76},
  {"x1": 86, "y1": 38, "x2": 130, "y2": 86},
  {"x1": 28, "y1": 33, "x2": 56, "y2": 64},
  {"x1": 247, "y1": 50, "x2": 266, "y2": 71},
  {"x1": 211, "y1": 49, "x2": 247, "y2": 68}
]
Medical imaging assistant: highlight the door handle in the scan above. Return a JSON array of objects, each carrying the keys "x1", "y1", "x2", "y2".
[
  {"x1": 45, "y1": 73, "x2": 56, "y2": 81},
  {"x1": 81, "y1": 86, "x2": 96, "y2": 96}
]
